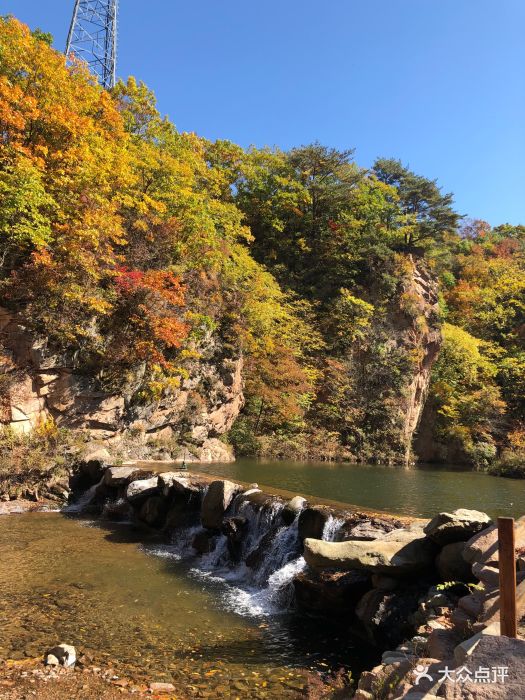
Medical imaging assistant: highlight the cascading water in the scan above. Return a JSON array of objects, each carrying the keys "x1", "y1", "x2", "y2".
[
  {"x1": 63, "y1": 479, "x2": 102, "y2": 513},
  {"x1": 72, "y1": 478, "x2": 346, "y2": 621},
  {"x1": 322, "y1": 514, "x2": 345, "y2": 541},
  {"x1": 154, "y1": 494, "x2": 313, "y2": 617}
]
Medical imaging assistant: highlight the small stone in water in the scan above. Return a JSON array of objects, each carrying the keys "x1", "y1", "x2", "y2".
[
  {"x1": 149, "y1": 681, "x2": 176, "y2": 693},
  {"x1": 45, "y1": 654, "x2": 59, "y2": 666}
]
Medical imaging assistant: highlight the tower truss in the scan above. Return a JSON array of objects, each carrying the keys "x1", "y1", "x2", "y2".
[{"x1": 65, "y1": 0, "x2": 118, "y2": 89}]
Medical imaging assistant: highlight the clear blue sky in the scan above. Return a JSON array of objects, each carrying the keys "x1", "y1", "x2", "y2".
[{"x1": 5, "y1": 0, "x2": 525, "y2": 225}]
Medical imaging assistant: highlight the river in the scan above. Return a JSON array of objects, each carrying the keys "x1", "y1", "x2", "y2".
[
  {"x1": 1, "y1": 458, "x2": 521, "y2": 698},
  {"x1": 196, "y1": 458, "x2": 525, "y2": 519}
]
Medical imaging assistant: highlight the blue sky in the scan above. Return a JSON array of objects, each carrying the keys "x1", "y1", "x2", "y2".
[{"x1": 5, "y1": 0, "x2": 525, "y2": 224}]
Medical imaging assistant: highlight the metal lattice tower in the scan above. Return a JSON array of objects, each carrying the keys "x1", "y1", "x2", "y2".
[{"x1": 65, "y1": 0, "x2": 118, "y2": 89}]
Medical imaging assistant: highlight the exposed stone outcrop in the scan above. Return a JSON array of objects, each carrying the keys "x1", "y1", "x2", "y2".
[
  {"x1": 0, "y1": 306, "x2": 243, "y2": 461},
  {"x1": 397, "y1": 260, "x2": 442, "y2": 463}
]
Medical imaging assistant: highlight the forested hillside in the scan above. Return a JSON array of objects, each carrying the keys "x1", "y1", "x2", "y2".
[{"x1": 0, "y1": 17, "x2": 523, "y2": 470}]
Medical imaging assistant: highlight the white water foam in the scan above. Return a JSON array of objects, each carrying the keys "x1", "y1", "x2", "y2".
[{"x1": 322, "y1": 514, "x2": 344, "y2": 541}]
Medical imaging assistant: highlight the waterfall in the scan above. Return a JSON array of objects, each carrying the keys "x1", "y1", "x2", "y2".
[
  {"x1": 322, "y1": 514, "x2": 344, "y2": 541},
  {"x1": 63, "y1": 480, "x2": 101, "y2": 513},
  {"x1": 71, "y1": 476, "x2": 348, "y2": 620}
]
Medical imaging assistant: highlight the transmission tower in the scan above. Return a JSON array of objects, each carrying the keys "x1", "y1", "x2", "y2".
[{"x1": 65, "y1": 0, "x2": 118, "y2": 89}]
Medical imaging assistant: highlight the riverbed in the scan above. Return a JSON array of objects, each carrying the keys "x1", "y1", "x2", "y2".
[
  {"x1": 195, "y1": 458, "x2": 525, "y2": 518},
  {"x1": 1, "y1": 458, "x2": 521, "y2": 698},
  {"x1": 0, "y1": 512, "x2": 376, "y2": 698}
]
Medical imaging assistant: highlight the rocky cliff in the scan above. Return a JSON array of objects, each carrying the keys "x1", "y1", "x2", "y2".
[
  {"x1": 396, "y1": 259, "x2": 442, "y2": 462},
  {"x1": 0, "y1": 307, "x2": 243, "y2": 462},
  {"x1": 348, "y1": 256, "x2": 442, "y2": 464}
]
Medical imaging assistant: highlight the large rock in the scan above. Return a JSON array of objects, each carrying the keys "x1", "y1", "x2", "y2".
[
  {"x1": 293, "y1": 569, "x2": 370, "y2": 613},
  {"x1": 304, "y1": 527, "x2": 436, "y2": 575},
  {"x1": 282, "y1": 496, "x2": 307, "y2": 526},
  {"x1": 463, "y1": 515, "x2": 525, "y2": 565},
  {"x1": 298, "y1": 506, "x2": 332, "y2": 541},
  {"x1": 79, "y1": 448, "x2": 111, "y2": 482},
  {"x1": 157, "y1": 472, "x2": 202, "y2": 500},
  {"x1": 339, "y1": 517, "x2": 402, "y2": 541},
  {"x1": 439, "y1": 635, "x2": 525, "y2": 699},
  {"x1": 355, "y1": 585, "x2": 426, "y2": 646},
  {"x1": 201, "y1": 480, "x2": 241, "y2": 530},
  {"x1": 436, "y1": 541, "x2": 473, "y2": 582},
  {"x1": 139, "y1": 496, "x2": 168, "y2": 528},
  {"x1": 126, "y1": 477, "x2": 159, "y2": 504},
  {"x1": 424, "y1": 508, "x2": 492, "y2": 545},
  {"x1": 103, "y1": 466, "x2": 138, "y2": 487}
]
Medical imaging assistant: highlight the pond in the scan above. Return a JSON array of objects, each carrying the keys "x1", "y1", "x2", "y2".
[
  {"x1": 196, "y1": 458, "x2": 525, "y2": 519},
  {"x1": 0, "y1": 512, "x2": 376, "y2": 698}
]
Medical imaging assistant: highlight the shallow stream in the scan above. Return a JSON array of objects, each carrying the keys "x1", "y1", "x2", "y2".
[{"x1": 0, "y1": 512, "x2": 375, "y2": 698}]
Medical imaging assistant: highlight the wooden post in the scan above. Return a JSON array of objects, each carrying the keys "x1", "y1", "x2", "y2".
[{"x1": 498, "y1": 517, "x2": 517, "y2": 638}]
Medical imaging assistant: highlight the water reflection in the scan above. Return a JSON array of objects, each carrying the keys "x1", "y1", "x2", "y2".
[{"x1": 196, "y1": 459, "x2": 524, "y2": 518}]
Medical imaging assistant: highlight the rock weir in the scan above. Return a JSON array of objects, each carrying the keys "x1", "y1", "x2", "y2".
[{"x1": 70, "y1": 462, "x2": 509, "y2": 667}]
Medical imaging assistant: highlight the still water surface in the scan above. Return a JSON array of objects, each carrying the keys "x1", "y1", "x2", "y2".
[{"x1": 197, "y1": 458, "x2": 525, "y2": 519}]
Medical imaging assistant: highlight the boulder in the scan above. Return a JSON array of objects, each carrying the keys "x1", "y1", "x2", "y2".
[
  {"x1": 339, "y1": 516, "x2": 402, "y2": 542},
  {"x1": 138, "y1": 496, "x2": 168, "y2": 528},
  {"x1": 126, "y1": 477, "x2": 159, "y2": 504},
  {"x1": 298, "y1": 506, "x2": 332, "y2": 541},
  {"x1": 45, "y1": 643, "x2": 76, "y2": 668},
  {"x1": 282, "y1": 496, "x2": 307, "y2": 526},
  {"x1": 238, "y1": 490, "x2": 280, "y2": 512},
  {"x1": 356, "y1": 586, "x2": 426, "y2": 647},
  {"x1": 426, "y1": 627, "x2": 461, "y2": 660},
  {"x1": 439, "y1": 635, "x2": 525, "y2": 698},
  {"x1": 436, "y1": 541, "x2": 473, "y2": 582},
  {"x1": 304, "y1": 527, "x2": 436, "y2": 575},
  {"x1": 424, "y1": 509, "x2": 492, "y2": 545},
  {"x1": 103, "y1": 466, "x2": 138, "y2": 487},
  {"x1": 293, "y1": 569, "x2": 370, "y2": 613},
  {"x1": 79, "y1": 448, "x2": 111, "y2": 482},
  {"x1": 157, "y1": 472, "x2": 202, "y2": 500},
  {"x1": 201, "y1": 480, "x2": 241, "y2": 529},
  {"x1": 192, "y1": 529, "x2": 216, "y2": 554},
  {"x1": 164, "y1": 501, "x2": 195, "y2": 531},
  {"x1": 463, "y1": 515, "x2": 525, "y2": 565}
]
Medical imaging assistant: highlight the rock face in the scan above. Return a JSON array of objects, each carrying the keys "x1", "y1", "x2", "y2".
[
  {"x1": 0, "y1": 306, "x2": 243, "y2": 461},
  {"x1": 424, "y1": 508, "x2": 492, "y2": 546},
  {"x1": 397, "y1": 261, "x2": 442, "y2": 463},
  {"x1": 304, "y1": 527, "x2": 436, "y2": 575}
]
